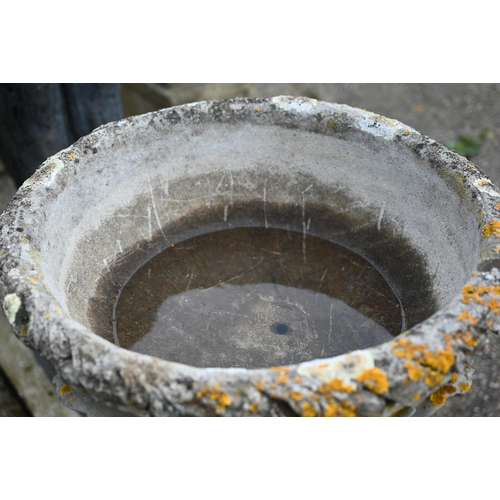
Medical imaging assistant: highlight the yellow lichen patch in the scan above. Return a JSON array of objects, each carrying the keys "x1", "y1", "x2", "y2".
[
  {"x1": 317, "y1": 378, "x2": 354, "y2": 394},
  {"x1": 457, "y1": 310, "x2": 478, "y2": 324},
  {"x1": 394, "y1": 336, "x2": 454, "y2": 376},
  {"x1": 270, "y1": 366, "x2": 289, "y2": 372},
  {"x1": 454, "y1": 331, "x2": 478, "y2": 347},
  {"x1": 429, "y1": 384, "x2": 457, "y2": 406},
  {"x1": 463, "y1": 331, "x2": 478, "y2": 347},
  {"x1": 28, "y1": 276, "x2": 37, "y2": 284},
  {"x1": 318, "y1": 363, "x2": 328, "y2": 369},
  {"x1": 68, "y1": 153, "x2": 76, "y2": 160},
  {"x1": 255, "y1": 107, "x2": 261, "y2": 113},
  {"x1": 429, "y1": 387, "x2": 448, "y2": 406},
  {"x1": 404, "y1": 361, "x2": 424, "y2": 382},
  {"x1": 19, "y1": 325, "x2": 27, "y2": 335},
  {"x1": 356, "y1": 367, "x2": 389, "y2": 394},
  {"x1": 290, "y1": 391, "x2": 303, "y2": 401},
  {"x1": 196, "y1": 385, "x2": 232, "y2": 411},
  {"x1": 486, "y1": 297, "x2": 500, "y2": 314},
  {"x1": 293, "y1": 376, "x2": 301, "y2": 383},
  {"x1": 59, "y1": 384, "x2": 72, "y2": 395},
  {"x1": 392, "y1": 337, "x2": 428, "y2": 359},
  {"x1": 218, "y1": 393, "x2": 232, "y2": 409},
  {"x1": 421, "y1": 348, "x2": 455, "y2": 374},
  {"x1": 301, "y1": 401, "x2": 317, "y2": 417},
  {"x1": 487, "y1": 318, "x2": 494, "y2": 328},
  {"x1": 413, "y1": 393, "x2": 421, "y2": 401},
  {"x1": 450, "y1": 373, "x2": 458, "y2": 383},
  {"x1": 481, "y1": 220, "x2": 500, "y2": 238},
  {"x1": 255, "y1": 379, "x2": 265, "y2": 391},
  {"x1": 460, "y1": 282, "x2": 500, "y2": 307},
  {"x1": 459, "y1": 383, "x2": 471, "y2": 392},
  {"x1": 403, "y1": 130, "x2": 409, "y2": 136},
  {"x1": 461, "y1": 284, "x2": 476, "y2": 303},
  {"x1": 276, "y1": 374, "x2": 288, "y2": 384},
  {"x1": 424, "y1": 372, "x2": 443, "y2": 387},
  {"x1": 323, "y1": 400, "x2": 356, "y2": 417},
  {"x1": 249, "y1": 403, "x2": 258, "y2": 413}
]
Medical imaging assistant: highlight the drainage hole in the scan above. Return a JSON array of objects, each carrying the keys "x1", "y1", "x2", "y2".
[{"x1": 272, "y1": 323, "x2": 290, "y2": 335}]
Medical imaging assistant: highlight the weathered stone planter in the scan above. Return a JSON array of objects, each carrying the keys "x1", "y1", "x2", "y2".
[{"x1": 1, "y1": 96, "x2": 499, "y2": 416}]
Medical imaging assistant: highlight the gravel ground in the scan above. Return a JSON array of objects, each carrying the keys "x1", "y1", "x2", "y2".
[{"x1": 1, "y1": 83, "x2": 500, "y2": 416}]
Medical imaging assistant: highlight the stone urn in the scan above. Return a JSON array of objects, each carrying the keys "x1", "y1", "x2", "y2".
[{"x1": 1, "y1": 96, "x2": 499, "y2": 416}]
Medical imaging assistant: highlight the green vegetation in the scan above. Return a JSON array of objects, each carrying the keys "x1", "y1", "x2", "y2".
[{"x1": 444, "y1": 128, "x2": 489, "y2": 158}]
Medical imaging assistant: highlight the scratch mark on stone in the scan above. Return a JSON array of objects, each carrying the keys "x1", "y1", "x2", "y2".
[
  {"x1": 224, "y1": 205, "x2": 228, "y2": 221},
  {"x1": 148, "y1": 175, "x2": 167, "y2": 238},
  {"x1": 263, "y1": 178, "x2": 268, "y2": 228},
  {"x1": 215, "y1": 174, "x2": 226, "y2": 192},
  {"x1": 378, "y1": 202, "x2": 386, "y2": 231},
  {"x1": 328, "y1": 303, "x2": 334, "y2": 346},
  {"x1": 147, "y1": 205, "x2": 152, "y2": 241},
  {"x1": 302, "y1": 185, "x2": 313, "y2": 263},
  {"x1": 169, "y1": 192, "x2": 231, "y2": 202},
  {"x1": 229, "y1": 169, "x2": 234, "y2": 205},
  {"x1": 321, "y1": 303, "x2": 334, "y2": 356},
  {"x1": 116, "y1": 240, "x2": 123, "y2": 253},
  {"x1": 186, "y1": 268, "x2": 195, "y2": 291},
  {"x1": 103, "y1": 258, "x2": 111, "y2": 273}
]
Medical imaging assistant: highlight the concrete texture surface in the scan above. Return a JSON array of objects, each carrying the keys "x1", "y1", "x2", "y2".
[{"x1": 1, "y1": 83, "x2": 499, "y2": 416}]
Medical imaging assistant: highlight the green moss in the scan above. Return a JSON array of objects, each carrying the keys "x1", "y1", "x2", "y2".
[
  {"x1": 440, "y1": 171, "x2": 469, "y2": 200},
  {"x1": 327, "y1": 113, "x2": 349, "y2": 132}
]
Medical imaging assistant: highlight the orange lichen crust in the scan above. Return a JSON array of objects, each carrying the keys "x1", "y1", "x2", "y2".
[
  {"x1": 392, "y1": 335, "x2": 455, "y2": 388},
  {"x1": 255, "y1": 379, "x2": 266, "y2": 391},
  {"x1": 453, "y1": 330, "x2": 478, "y2": 347},
  {"x1": 196, "y1": 384, "x2": 233, "y2": 412},
  {"x1": 270, "y1": 366, "x2": 290, "y2": 372},
  {"x1": 429, "y1": 385, "x2": 457, "y2": 406},
  {"x1": 481, "y1": 220, "x2": 500, "y2": 238},
  {"x1": 301, "y1": 401, "x2": 317, "y2": 417},
  {"x1": 457, "y1": 310, "x2": 478, "y2": 324},
  {"x1": 392, "y1": 336, "x2": 455, "y2": 372},
  {"x1": 317, "y1": 378, "x2": 354, "y2": 394},
  {"x1": 323, "y1": 400, "x2": 356, "y2": 417},
  {"x1": 356, "y1": 367, "x2": 389, "y2": 394},
  {"x1": 460, "y1": 284, "x2": 500, "y2": 316},
  {"x1": 59, "y1": 384, "x2": 73, "y2": 395},
  {"x1": 295, "y1": 378, "x2": 357, "y2": 417},
  {"x1": 403, "y1": 361, "x2": 424, "y2": 382}
]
